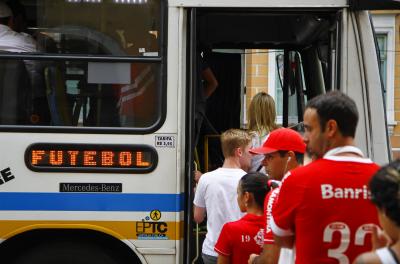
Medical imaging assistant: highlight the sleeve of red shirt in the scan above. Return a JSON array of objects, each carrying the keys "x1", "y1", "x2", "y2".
[
  {"x1": 264, "y1": 189, "x2": 279, "y2": 244},
  {"x1": 271, "y1": 172, "x2": 301, "y2": 237},
  {"x1": 214, "y1": 222, "x2": 233, "y2": 256}
]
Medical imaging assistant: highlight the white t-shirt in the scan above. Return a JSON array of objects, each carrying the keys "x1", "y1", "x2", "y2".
[
  {"x1": 193, "y1": 167, "x2": 246, "y2": 256},
  {"x1": 0, "y1": 24, "x2": 37, "y2": 53},
  {"x1": 376, "y1": 248, "x2": 399, "y2": 264}
]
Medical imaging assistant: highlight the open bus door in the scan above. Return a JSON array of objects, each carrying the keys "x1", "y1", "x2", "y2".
[{"x1": 185, "y1": 3, "x2": 392, "y2": 262}]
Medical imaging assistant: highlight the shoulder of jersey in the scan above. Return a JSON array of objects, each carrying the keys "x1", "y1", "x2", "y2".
[{"x1": 284, "y1": 160, "x2": 323, "y2": 180}]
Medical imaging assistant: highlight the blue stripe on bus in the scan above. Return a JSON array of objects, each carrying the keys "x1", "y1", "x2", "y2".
[{"x1": 0, "y1": 192, "x2": 184, "y2": 212}]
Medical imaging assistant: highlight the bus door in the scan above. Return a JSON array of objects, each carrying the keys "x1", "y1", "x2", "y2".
[{"x1": 183, "y1": 2, "x2": 392, "y2": 262}]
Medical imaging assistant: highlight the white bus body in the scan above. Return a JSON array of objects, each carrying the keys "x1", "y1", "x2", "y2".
[{"x1": 0, "y1": 0, "x2": 395, "y2": 263}]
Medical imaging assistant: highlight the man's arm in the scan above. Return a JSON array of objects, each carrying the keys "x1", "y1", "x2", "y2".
[
  {"x1": 273, "y1": 235, "x2": 294, "y2": 249},
  {"x1": 270, "y1": 208, "x2": 295, "y2": 249},
  {"x1": 202, "y1": 67, "x2": 218, "y2": 98},
  {"x1": 217, "y1": 254, "x2": 230, "y2": 264},
  {"x1": 270, "y1": 173, "x2": 298, "y2": 249},
  {"x1": 193, "y1": 205, "x2": 206, "y2": 223},
  {"x1": 248, "y1": 244, "x2": 281, "y2": 264}
]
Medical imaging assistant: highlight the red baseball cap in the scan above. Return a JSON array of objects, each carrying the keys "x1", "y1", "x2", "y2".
[{"x1": 249, "y1": 127, "x2": 306, "y2": 155}]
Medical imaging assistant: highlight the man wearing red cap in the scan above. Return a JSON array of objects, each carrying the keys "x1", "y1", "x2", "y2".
[{"x1": 248, "y1": 127, "x2": 306, "y2": 264}]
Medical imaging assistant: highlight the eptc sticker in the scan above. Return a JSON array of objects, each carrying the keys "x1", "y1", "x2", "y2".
[{"x1": 136, "y1": 210, "x2": 168, "y2": 240}]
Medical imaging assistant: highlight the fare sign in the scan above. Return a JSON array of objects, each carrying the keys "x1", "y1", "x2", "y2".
[{"x1": 25, "y1": 144, "x2": 157, "y2": 173}]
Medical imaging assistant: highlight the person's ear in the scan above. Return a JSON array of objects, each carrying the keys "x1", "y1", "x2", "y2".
[
  {"x1": 236, "y1": 147, "x2": 243, "y2": 157},
  {"x1": 287, "y1": 151, "x2": 295, "y2": 163},
  {"x1": 326, "y1": 119, "x2": 338, "y2": 137},
  {"x1": 244, "y1": 191, "x2": 251, "y2": 206}
]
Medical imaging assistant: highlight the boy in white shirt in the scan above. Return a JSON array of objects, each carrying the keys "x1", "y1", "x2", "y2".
[{"x1": 194, "y1": 128, "x2": 253, "y2": 264}]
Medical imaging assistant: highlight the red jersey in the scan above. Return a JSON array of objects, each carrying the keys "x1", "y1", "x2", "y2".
[
  {"x1": 117, "y1": 64, "x2": 157, "y2": 126},
  {"x1": 271, "y1": 154, "x2": 380, "y2": 264},
  {"x1": 264, "y1": 187, "x2": 280, "y2": 244},
  {"x1": 215, "y1": 214, "x2": 264, "y2": 263}
]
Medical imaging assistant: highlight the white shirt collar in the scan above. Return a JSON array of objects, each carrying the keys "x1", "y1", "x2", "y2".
[
  {"x1": 323, "y1": 146, "x2": 373, "y2": 163},
  {"x1": 324, "y1": 146, "x2": 364, "y2": 158}
]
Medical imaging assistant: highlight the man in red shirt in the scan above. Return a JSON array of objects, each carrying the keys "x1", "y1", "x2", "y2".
[
  {"x1": 271, "y1": 91, "x2": 380, "y2": 264},
  {"x1": 248, "y1": 128, "x2": 306, "y2": 264}
]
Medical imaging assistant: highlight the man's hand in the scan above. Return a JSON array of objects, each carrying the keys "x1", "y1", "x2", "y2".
[
  {"x1": 194, "y1": 170, "x2": 202, "y2": 183},
  {"x1": 371, "y1": 225, "x2": 391, "y2": 250},
  {"x1": 248, "y1": 254, "x2": 259, "y2": 264},
  {"x1": 193, "y1": 205, "x2": 206, "y2": 223}
]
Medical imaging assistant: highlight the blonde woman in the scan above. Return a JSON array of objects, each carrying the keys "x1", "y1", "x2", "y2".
[{"x1": 248, "y1": 92, "x2": 278, "y2": 172}]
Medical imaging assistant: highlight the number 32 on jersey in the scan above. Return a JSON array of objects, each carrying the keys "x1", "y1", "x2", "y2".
[{"x1": 323, "y1": 222, "x2": 379, "y2": 264}]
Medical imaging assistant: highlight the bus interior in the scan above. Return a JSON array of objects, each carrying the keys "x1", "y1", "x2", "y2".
[
  {"x1": 192, "y1": 8, "x2": 339, "y2": 172},
  {"x1": 189, "y1": 8, "x2": 340, "y2": 262}
]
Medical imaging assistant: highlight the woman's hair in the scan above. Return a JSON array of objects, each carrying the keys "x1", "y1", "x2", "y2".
[
  {"x1": 248, "y1": 92, "x2": 277, "y2": 135},
  {"x1": 239, "y1": 172, "x2": 270, "y2": 208},
  {"x1": 369, "y1": 160, "x2": 400, "y2": 227}
]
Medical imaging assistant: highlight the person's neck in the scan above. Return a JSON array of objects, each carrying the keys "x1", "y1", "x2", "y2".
[
  {"x1": 287, "y1": 163, "x2": 301, "y2": 172},
  {"x1": 246, "y1": 207, "x2": 263, "y2": 216},
  {"x1": 281, "y1": 162, "x2": 301, "y2": 178},
  {"x1": 222, "y1": 157, "x2": 241, "y2": 169},
  {"x1": 325, "y1": 137, "x2": 360, "y2": 157}
]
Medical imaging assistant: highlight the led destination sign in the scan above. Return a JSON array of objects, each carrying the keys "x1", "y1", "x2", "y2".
[{"x1": 25, "y1": 144, "x2": 158, "y2": 173}]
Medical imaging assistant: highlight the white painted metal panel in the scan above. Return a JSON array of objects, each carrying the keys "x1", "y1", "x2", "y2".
[
  {"x1": 355, "y1": 11, "x2": 391, "y2": 163},
  {"x1": 168, "y1": 0, "x2": 348, "y2": 8},
  {"x1": 341, "y1": 10, "x2": 390, "y2": 164}
]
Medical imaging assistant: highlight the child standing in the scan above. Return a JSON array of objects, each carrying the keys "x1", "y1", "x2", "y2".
[{"x1": 215, "y1": 172, "x2": 269, "y2": 264}]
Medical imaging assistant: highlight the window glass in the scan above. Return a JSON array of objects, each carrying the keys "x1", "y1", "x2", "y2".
[
  {"x1": 274, "y1": 50, "x2": 305, "y2": 126},
  {"x1": 24, "y1": 0, "x2": 161, "y2": 56},
  {"x1": 376, "y1": 34, "x2": 387, "y2": 89},
  {"x1": 0, "y1": 59, "x2": 161, "y2": 127},
  {"x1": 0, "y1": 0, "x2": 163, "y2": 130}
]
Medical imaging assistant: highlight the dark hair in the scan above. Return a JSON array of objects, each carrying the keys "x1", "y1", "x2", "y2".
[
  {"x1": 0, "y1": 17, "x2": 10, "y2": 25},
  {"x1": 305, "y1": 91, "x2": 358, "y2": 137},
  {"x1": 239, "y1": 172, "x2": 270, "y2": 208},
  {"x1": 369, "y1": 160, "x2": 400, "y2": 227},
  {"x1": 6, "y1": 0, "x2": 26, "y2": 19},
  {"x1": 277, "y1": 150, "x2": 304, "y2": 164}
]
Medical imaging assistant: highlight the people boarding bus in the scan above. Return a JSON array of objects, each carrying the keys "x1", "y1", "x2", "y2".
[{"x1": 0, "y1": 0, "x2": 394, "y2": 263}]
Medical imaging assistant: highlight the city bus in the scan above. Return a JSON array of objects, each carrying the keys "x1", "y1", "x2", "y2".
[{"x1": 0, "y1": 0, "x2": 396, "y2": 263}]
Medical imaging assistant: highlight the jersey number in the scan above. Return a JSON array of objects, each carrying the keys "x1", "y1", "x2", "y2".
[
  {"x1": 323, "y1": 222, "x2": 378, "y2": 264},
  {"x1": 241, "y1": 235, "x2": 251, "y2": 242}
]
